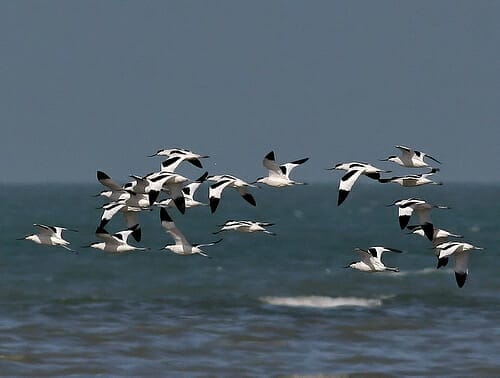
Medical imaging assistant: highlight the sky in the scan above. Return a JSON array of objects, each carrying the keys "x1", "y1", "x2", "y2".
[{"x1": 1, "y1": 1, "x2": 499, "y2": 183}]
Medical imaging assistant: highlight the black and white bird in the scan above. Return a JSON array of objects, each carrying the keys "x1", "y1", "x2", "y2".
[
  {"x1": 19, "y1": 224, "x2": 77, "y2": 253},
  {"x1": 387, "y1": 198, "x2": 449, "y2": 240},
  {"x1": 255, "y1": 151, "x2": 309, "y2": 187},
  {"x1": 381, "y1": 145, "x2": 441, "y2": 168},
  {"x1": 345, "y1": 246, "x2": 402, "y2": 272},
  {"x1": 213, "y1": 220, "x2": 276, "y2": 235},
  {"x1": 207, "y1": 174, "x2": 257, "y2": 213},
  {"x1": 329, "y1": 162, "x2": 389, "y2": 206},
  {"x1": 96, "y1": 170, "x2": 130, "y2": 202},
  {"x1": 88, "y1": 225, "x2": 146, "y2": 253},
  {"x1": 98, "y1": 201, "x2": 143, "y2": 241},
  {"x1": 378, "y1": 169, "x2": 442, "y2": 187},
  {"x1": 148, "y1": 148, "x2": 209, "y2": 171},
  {"x1": 159, "y1": 208, "x2": 222, "y2": 257},
  {"x1": 407, "y1": 225, "x2": 463, "y2": 268},
  {"x1": 435, "y1": 241, "x2": 484, "y2": 288},
  {"x1": 155, "y1": 172, "x2": 208, "y2": 210}
]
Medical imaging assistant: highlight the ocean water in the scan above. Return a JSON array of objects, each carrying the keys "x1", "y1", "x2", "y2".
[{"x1": 1, "y1": 182, "x2": 499, "y2": 376}]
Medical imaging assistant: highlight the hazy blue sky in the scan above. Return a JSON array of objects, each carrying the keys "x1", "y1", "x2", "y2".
[{"x1": 1, "y1": 1, "x2": 498, "y2": 183}]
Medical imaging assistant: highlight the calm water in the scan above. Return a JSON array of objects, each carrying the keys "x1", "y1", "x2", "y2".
[{"x1": 1, "y1": 182, "x2": 499, "y2": 376}]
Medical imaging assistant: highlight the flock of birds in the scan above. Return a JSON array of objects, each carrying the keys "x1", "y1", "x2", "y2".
[{"x1": 20, "y1": 145, "x2": 483, "y2": 288}]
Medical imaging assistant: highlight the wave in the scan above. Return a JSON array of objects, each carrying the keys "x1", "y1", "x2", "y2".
[{"x1": 259, "y1": 295, "x2": 382, "y2": 309}]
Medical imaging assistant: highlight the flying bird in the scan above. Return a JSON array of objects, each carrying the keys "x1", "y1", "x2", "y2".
[
  {"x1": 435, "y1": 241, "x2": 483, "y2": 288},
  {"x1": 345, "y1": 246, "x2": 402, "y2": 272},
  {"x1": 213, "y1": 220, "x2": 276, "y2": 235},
  {"x1": 88, "y1": 224, "x2": 147, "y2": 253},
  {"x1": 208, "y1": 174, "x2": 257, "y2": 213},
  {"x1": 328, "y1": 162, "x2": 389, "y2": 206},
  {"x1": 378, "y1": 169, "x2": 442, "y2": 187},
  {"x1": 381, "y1": 145, "x2": 441, "y2": 168},
  {"x1": 159, "y1": 208, "x2": 222, "y2": 257},
  {"x1": 255, "y1": 151, "x2": 309, "y2": 187},
  {"x1": 19, "y1": 224, "x2": 77, "y2": 253}
]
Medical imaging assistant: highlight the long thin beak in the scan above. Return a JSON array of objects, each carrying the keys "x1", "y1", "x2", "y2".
[
  {"x1": 147, "y1": 154, "x2": 158, "y2": 157},
  {"x1": 379, "y1": 158, "x2": 389, "y2": 161},
  {"x1": 16, "y1": 237, "x2": 26, "y2": 240}
]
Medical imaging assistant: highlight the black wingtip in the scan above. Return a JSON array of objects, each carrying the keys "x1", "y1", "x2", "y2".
[
  {"x1": 264, "y1": 151, "x2": 275, "y2": 161},
  {"x1": 398, "y1": 215, "x2": 411, "y2": 230},
  {"x1": 242, "y1": 193, "x2": 257, "y2": 206},
  {"x1": 422, "y1": 222, "x2": 434, "y2": 241},
  {"x1": 148, "y1": 190, "x2": 160, "y2": 206},
  {"x1": 337, "y1": 189, "x2": 349, "y2": 206},
  {"x1": 174, "y1": 196, "x2": 186, "y2": 214},
  {"x1": 188, "y1": 158, "x2": 203, "y2": 169},
  {"x1": 97, "y1": 170, "x2": 110, "y2": 181},
  {"x1": 209, "y1": 197, "x2": 220, "y2": 213},
  {"x1": 130, "y1": 224, "x2": 142, "y2": 242},
  {"x1": 291, "y1": 157, "x2": 309, "y2": 165},
  {"x1": 160, "y1": 208, "x2": 173, "y2": 223},
  {"x1": 455, "y1": 272, "x2": 467, "y2": 288},
  {"x1": 196, "y1": 171, "x2": 209, "y2": 183},
  {"x1": 436, "y1": 257, "x2": 449, "y2": 269}
]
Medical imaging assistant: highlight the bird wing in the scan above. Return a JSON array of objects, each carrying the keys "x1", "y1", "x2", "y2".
[
  {"x1": 33, "y1": 223, "x2": 57, "y2": 237},
  {"x1": 454, "y1": 252, "x2": 469, "y2": 274},
  {"x1": 279, "y1": 157, "x2": 309, "y2": 178},
  {"x1": 160, "y1": 156, "x2": 184, "y2": 172},
  {"x1": 355, "y1": 249, "x2": 375, "y2": 267},
  {"x1": 159, "y1": 208, "x2": 190, "y2": 246},
  {"x1": 101, "y1": 202, "x2": 126, "y2": 224},
  {"x1": 97, "y1": 171, "x2": 123, "y2": 191},
  {"x1": 436, "y1": 242, "x2": 463, "y2": 259},
  {"x1": 395, "y1": 145, "x2": 414, "y2": 158},
  {"x1": 339, "y1": 169, "x2": 364, "y2": 192},
  {"x1": 209, "y1": 179, "x2": 233, "y2": 200},
  {"x1": 262, "y1": 151, "x2": 283, "y2": 177}
]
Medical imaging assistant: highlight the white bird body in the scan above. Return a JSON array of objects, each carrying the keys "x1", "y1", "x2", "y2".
[
  {"x1": 208, "y1": 174, "x2": 256, "y2": 213},
  {"x1": 21, "y1": 224, "x2": 76, "y2": 252},
  {"x1": 331, "y1": 161, "x2": 389, "y2": 205},
  {"x1": 346, "y1": 246, "x2": 402, "y2": 272},
  {"x1": 159, "y1": 208, "x2": 221, "y2": 257},
  {"x1": 214, "y1": 220, "x2": 275, "y2": 235},
  {"x1": 90, "y1": 225, "x2": 145, "y2": 253},
  {"x1": 379, "y1": 169, "x2": 442, "y2": 187},
  {"x1": 382, "y1": 145, "x2": 441, "y2": 168},
  {"x1": 435, "y1": 241, "x2": 483, "y2": 288},
  {"x1": 255, "y1": 151, "x2": 309, "y2": 187}
]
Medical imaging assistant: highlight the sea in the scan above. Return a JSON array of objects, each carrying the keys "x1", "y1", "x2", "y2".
[{"x1": 0, "y1": 182, "x2": 499, "y2": 377}]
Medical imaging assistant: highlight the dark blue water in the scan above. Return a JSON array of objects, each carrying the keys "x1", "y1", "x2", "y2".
[{"x1": 1, "y1": 183, "x2": 499, "y2": 376}]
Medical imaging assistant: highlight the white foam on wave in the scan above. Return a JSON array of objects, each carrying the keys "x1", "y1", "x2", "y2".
[{"x1": 259, "y1": 295, "x2": 382, "y2": 309}]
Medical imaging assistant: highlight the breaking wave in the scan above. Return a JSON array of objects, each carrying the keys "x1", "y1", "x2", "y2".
[{"x1": 259, "y1": 295, "x2": 382, "y2": 309}]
